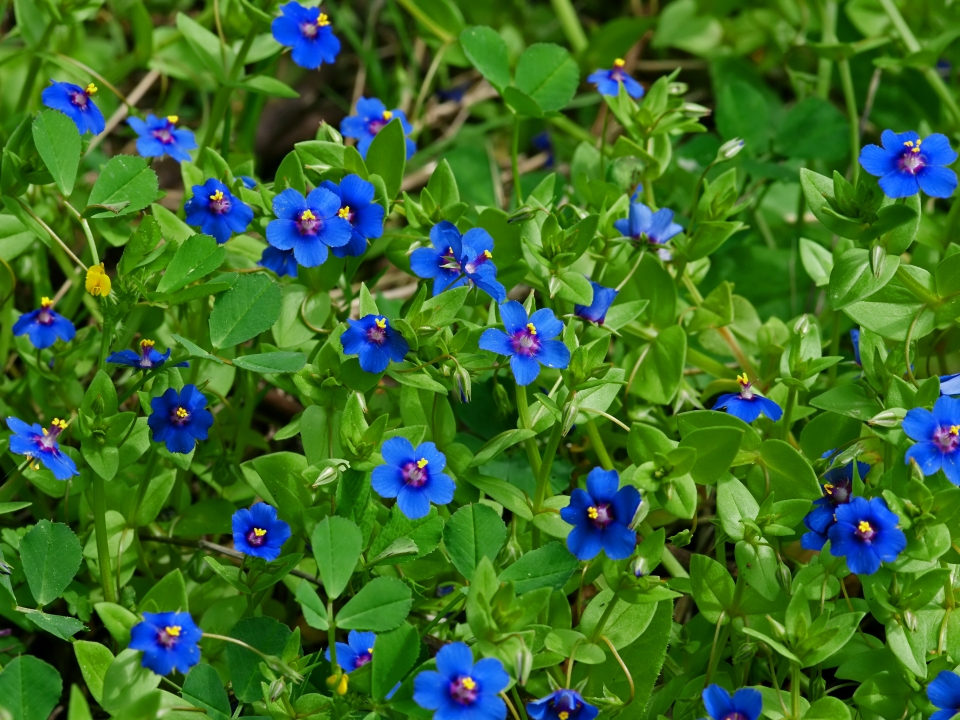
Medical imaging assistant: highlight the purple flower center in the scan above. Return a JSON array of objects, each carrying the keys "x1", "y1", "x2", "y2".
[
  {"x1": 37, "y1": 307, "x2": 54, "y2": 326},
  {"x1": 900, "y1": 140, "x2": 925, "y2": 174},
  {"x1": 354, "y1": 650, "x2": 372, "y2": 668},
  {"x1": 297, "y1": 209, "x2": 322, "y2": 235},
  {"x1": 587, "y1": 502, "x2": 614, "y2": 528},
  {"x1": 448, "y1": 676, "x2": 478, "y2": 705},
  {"x1": 157, "y1": 625, "x2": 182, "y2": 648},
  {"x1": 934, "y1": 425, "x2": 960, "y2": 453},
  {"x1": 856, "y1": 519, "x2": 876, "y2": 542},
  {"x1": 171, "y1": 406, "x2": 190, "y2": 426},
  {"x1": 402, "y1": 459, "x2": 429, "y2": 488},
  {"x1": 722, "y1": 714, "x2": 750, "y2": 720},
  {"x1": 70, "y1": 92, "x2": 89, "y2": 109},
  {"x1": 299, "y1": 13, "x2": 329, "y2": 39},
  {"x1": 510, "y1": 323, "x2": 541, "y2": 357},
  {"x1": 208, "y1": 190, "x2": 230, "y2": 214},
  {"x1": 367, "y1": 111, "x2": 394, "y2": 136},
  {"x1": 823, "y1": 479, "x2": 851, "y2": 505},
  {"x1": 152, "y1": 127, "x2": 174, "y2": 145},
  {"x1": 463, "y1": 250, "x2": 492, "y2": 275},
  {"x1": 366, "y1": 317, "x2": 388, "y2": 345},
  {"x1": 36, "y1": 421, "x2": 66, "y2": 453}
]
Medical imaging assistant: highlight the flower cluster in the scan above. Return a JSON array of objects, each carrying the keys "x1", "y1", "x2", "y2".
[{"x1": 411, "y1": 221, "x2": 506, "y2": 302}]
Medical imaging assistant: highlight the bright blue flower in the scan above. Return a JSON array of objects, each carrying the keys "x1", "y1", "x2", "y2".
[
  {"x1": 828, "y1": 496, "x2": 906, "y2": 575},
  {"x1": 940, "y1": 373, "x2": 960, "y2": 396},
  {"x1": 240, "y1": 176, "x2": 258, "y2": 189},
  {"x1": 128, "y1": 114, "x2": 196, "y2": 163},
  {"x1": 148, "y1": 385, "x2": 214, "y2": 454},
  {"x1": 587, "y1": 59, "x2": 644, "y2": 99},
  {"x1": 850, "y1": 328, "x2": 861, "y2": 365},
  {"x1": 6, "y1": 417, "x2": 78, "y2": 480},
  {"x1": 319, "y1": 174, "x2": 385, "y2": 257},
  {"x1": 614, "y1": 202, "x2": 683, "y2": 245},
  {"x1": 479, "y1": 302, "x2": 570, "y2": 386},
  {"x1": 903, "y1": 396, "x2": 960, "y2": 484},
  {"x1": 107, "y1": 339, "x2": 187, "y2": 370},
  {"x1": 410, "y1": 222, "x2": 506, "y2": 302},
  {"x1": 528, "y1": 689, "x2": 598, "y2": 720},
  {"x1": 341, "y1": 314, "x2": 409, "y2": 373},
  {"x1": 340, "y1": 98, "x2": 416, "y2": 159},
  {"x1": 630, "y1": 183, "x2": 643, "y2": 202},
  {"x1": 532, "y1": 132, "x2": 554, "y2": 168},
  {"x1": 801, "y1": 461, "x2": 868, "y2": 551},
  {"x1": 129, "y1": 611, "x2": 202, "y2": 676},
  {"x1": 702, "y1": 684, "x2": 762, "y2": 720},
  {"x1": 13, "y1": 297, "x2": 76, "y2": 349},
  {"x1": 326, "y1": 630, "x2": 376, "y2": 673},
  {"x1": 560, "y1": 468, "x2": 640, "y2": 561},
  {"x1": 574, "y1": 281, "x2": 618, "y2": 325},
  {"x1": 928, "y1": 671, "x2": 960, "y2": 720},
  {"x1": 859, "y1": 130, "x2": 958, "y2": 199},
  {"x1": 372, "y1": 437, "x2": 455, "y2": 519},
  {"x1": 413, "y1": 642, "x2": 509, "y2": 720},
  {"x1": 232, "y1": 503, "x2": 291, "y2": 561},
  {"x1": 712, "y1": 374, "x2": 782, "y2": 423},
  {"x1": 266, "y1": 187, "x2": 352, "y2": 267},
  {"x1": 42, "y1": 80, "x2": 105, "y2": 135},
  {"x1": 271, "y1": 1, "x2": 341, "y2": 70},
  {"x1": 258, "y1": 246, "x2": 299, "y2": 278},
  {"x1": 184, "y1": 179, "x2": 254, "y2": 244}
]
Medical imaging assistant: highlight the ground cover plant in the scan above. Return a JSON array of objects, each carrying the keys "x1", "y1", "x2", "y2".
[{"x1": 3, "y1": 0, "x2": 960, "y2": 719}]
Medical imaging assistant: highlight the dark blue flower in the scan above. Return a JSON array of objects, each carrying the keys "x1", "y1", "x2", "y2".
[
  {"x1": 702, "y1": 684, "x2": 761, "y2": 720},
  {"x1": 341, "y1": 314, "x2": 409, "y2": 373},
  {"x1": 928, "y1": 671, "x2": 960, "y2": 720},
  {"x1": 271, "y1": 2, "x2": 341, "y2": 70},
  {"x1": 904, "y1": 396, "x2": 960, "y2": 484},
  {"x1": 528, "y1": 689, "x2": 598, "y2": 720},
  {"x1": 574, "y1": 281, "x2": 618, "y2": 325},
  {"x1": 128, "y1": 114, "x2": 196, "y2": 163},
  {"x1": 372, "y1": 437, "x2": 455, "y2": 519},
  {"x1": 129, "y1": 611, "x2": 202, "y2": 676},
  {"x1": 232, "y1": 503, "x2": 291, "y2": 561},
  {"x1": 6, "y1": 417, "x2": 78, "y2": 480},
  {"x1": 614, "y1": 202, "x2": 683, "y2": 245},
  {"x1": 859, "y1": 130, "x2": 958, "y2": 199},
  {"x1": 258, "y1": 246, "x2": 299, "y2": 278},
  {"x1": 108, "y1": 339, "x2": 187, "y2": 370},
  {"x1": 148, "y1": 385, "x2": 214, "y2": 454},
  {"x1": 560, "y1": 468, "x2": 640, "y2": 561},
  {"x1": 941, "y1": 373, "x2": 960, "y2": 396},
  {"x1": 587, "y1": 59, "x2": 644, "y2": 99},
  {"x1": 479, "y1": 302, "x2": 570, "y2": 386},
  {"x1": 828, "y1": 496, "x2": 906, "y2": 575},
  {"x1": 326, "y1": 630, "x2": 376, "y2": 673},
  {"x1": 42, "y1": 80, "x2": 105, "y2": 135},
  {"x1": 13, "y1": 297, "x2": 76, "y2": 349},
  {"x1": 850, "y1": 328, "x2": 861, "y2": 365},
  {"x1": 436, "y1": 83, "x2": 470, "y2": 102},
  {"x1": 266, "y1": 187, "x2": 352, "y2": 267},
  {"x1": 319, "y1": 174, "x2": 385, "y2": 257},
  {"x1": 712, "y1": 374, "x2": 782, "y2": 423},
  {"x1": 240, "y1": 176, "x2": 258, "y2": 189},
  {"x1": 801, "y1": 461, "x2": 868, "y2": 551},
  {"x1": 413, "y1": 642, "x2": 509, "y2": 720},
  {"x1": 340, "y1": 98, "x2": 416, "y2": 159},
  {"x1": 184, "y1": 179, "x2": 254, "y2": 244},
  {"x1": 532, "y1": 132, "x2": 554, "y2": 168},
  {"x1": 410, "y1": 222, "x2": 506, "y2": 302}
]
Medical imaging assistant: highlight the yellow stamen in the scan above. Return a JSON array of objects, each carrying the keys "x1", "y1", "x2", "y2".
[
  {"x1": 483, "y1": 250, "x2": 493, "y2": 259},
  {"x1": 375, "y1": 317, "x2": 387, "y2": 329},
  {"x1": 210, "y1": 190, "x2": 225, "y2": 202},
  {"x1": 904, "y1": 139, "x2": 922, "y2": 154},
  {"x1": 613, "y1": 58, "x2": 626, "y2": 68},
  {"x1": 317, "y1": 12, "x2": 330, "y2": 26},
  {"x1": 301, "y1": 209, "x2": 318, "y2": 222},
  {"x1": 176, "y1": 407, "x2": 189, "y2": 419},
  {"x1": 417, "y1": 458, "x2": 429, "y2": 469},
  {"x1": 85, "y1": 263, "x2": 111, "y2": 297},
  {"x1": 167, "y1": 115, "x2": 179, "y2": 124},
  {"x1": 383, "y1": 111, "x2": 393, "y2": 121},
  {"x1": 559, "y1": 713, "x2": 570, "y2": 720},
  {"x1": 951, "y1": 425, "x2": 960, "y2": 436},
  {"x1": 737, "y1": 372, "x2": 749, "y2": 386},
  {"x1": 858, "y1": 520, "x2": 873, "y2": 533},
  {"x1": 140, "y1": 339, "x2": 155, "y2": 349},
  {"x1": 824, "y1": 483, "x2": 834, "y2": 495},
  {"x1": 367, "y1": 648, "x2": 374, "y2": 654},
  {"x1": 165, "y1": 625, "x2": 182, "y2": 637},
  {"x1": 587, "y1": 506, "x2": 599, "y2": 520},
  {"x1": 85, "y1": 83, "x2": 98, "y2": 95},
  {"x1": 253, "y1": 527, "x2": 267, "y2": 537},
  {"x1": 526, "y1": 322, "x2": 537, "y2": 335},
  {"x1": 52, "y1": 419, "x2": 68, "y2": 430},
  {"x1": 338, "y1": 206, "x2": 352, "y2": 219},
  {"x1": 461, "y1": 677, "x2": 477, "y2": 690},
  {"x1": 41, "y1": 296, "x2": 53, "y2": 308}
]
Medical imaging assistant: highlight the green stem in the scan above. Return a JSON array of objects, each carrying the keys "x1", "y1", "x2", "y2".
[
  {"x1": 686, "y1": 348, "x2": 737, "y2": 380},
  {"x1": 704, "y1": 613, "x2": 730, "y2": 687},
  {"x1": 92, "y1": 474, "x2": 117, "y2": 603},
  {"x1": 15, "y1": 24, "x2": 54, "y2": 113},
  {"x1": 837, "y1": 58, "x2": 860, "y2": 183},
  {"x1": 895, "y1": 265, "x2": 939, "y2": 306},
  {"x1": 599, "y1": 109, "x2": 610, "y2": 180},
  {"x1": 549, "y1": 0, "x2": 588, "y2": 52},
  {"x1": 515, "y1": 385, "x2": 542, "y2": 478},
  {"x1": 98, "y1": 316, "x2": 116, "y2": 371},
  {"x1": 327, "y1": 597, "x2": 338, "y2": 670},
  {"x1": 781, "y1": 387, "x2": 798, "y2": 440},
  {"x1": 584, "y1": 417, "x2": 613, "y2": 470},
  {"x1": 420, "y1": 591, "x2": 465, "y2": 638},
  {"x1": 198, "y1": 28, "x2": 257, "y2": 158},
  {"x1": 639, "y1": 522, "x2": 690, "y2": 579},
  {"x1": 590, "y1": 591, "x2": 620, "y2": 642},
  {"x1": 815, "y1": 0, "x2": 837, "y2": 100},
  {"x1": 511, "y1": 115, "x2": 523, "y2": 206},
  {"x1": 790, "y1": 663, "x2": 802, "y2": 719},
  {"x1": 533, "y1": 421, "x2": 563, "y2": 518}
]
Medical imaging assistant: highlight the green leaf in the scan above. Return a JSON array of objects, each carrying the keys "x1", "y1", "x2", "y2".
[
  {"x1": 469, "y1": 428, "x2": 537, "y2": 467},
  {"x1": 181, "y1": 664, "x2": 231, "y2": 720},
  {"x1": 100, "y1": 649, "x2": 161, "y2": 713},
  {"x1": 274, "y1": 150, "x2": 306, "y2": 194},
  {"x1": 118, "y1": 217, "x2": 161, "y2": 275},
  {"x1": 295, "y1": 582, "x2": 329, "y2": 631},
  {"x1": 0, "y1": 501, "x2": 30, "y2": 515},
  {"x1": 241, "y1": 75, "x2": 299, "y2": 99},
  {"x1": 87, "y1": 155, "x2": 159, "y2": 217},
  {"x1": 139, "y1": 568, "x2": 188, "y2": 614},
  {"x1": 312, "y1": 515, "x2": 362, "y2": 599},
  {"x1": 176, "y1": 12, "x2": 230, "y2": 81},
  {"x1": 502, "y1": 87, "x2": 543, "y2": 118},
  {"x1": 803, "y1": 696, "x2": 852, "y2": 720},
  {"x1": 336, "y1": 576, "x2": 413, "y2": 631},
  {"x1": 155, "y1": 234, "x2": 225, "y2": 294},
  {"x1": 0, "y1": 656, "x2": 63, "y2": 720},
  {"x1": 828, "y1": 248, "x2": 899, "y2": 310},
  {"x1": 442, "y1": 503, "x2": 508, "y2": 580},
  {"x1": 579, "y1": 588, "x2": 657, "y2": 648},
  {"x1": 760, "y1": 439, "x2": 822, "y2": 500},
  {"x1": 775, "y1": 96, "x2": 849, "y2": 161},
  {"x1": 514, "y1": 43, "x2": 579, "y2": 113},
  {"x1": 498, "y1": 542, "x2": 578, "y2": 593},
  {"x1": 225, "y1": 617, "x2": 292, "y2": 703},
  {"x1": 93, "y1": 602, "x2": 139, "y2": 646},
  {"x1": 716, "y1": 474, "x2": 759, "y2": 541},
  {"x1": 690, "y1": 554, "x2": 735, "y2": 623},
  {"x1": 366, "y1": 118, "x2": 406, "y2": 201},
  {"x1": 18, "y1": 608, "x2": 86, "y2": 640},
  {"x1": 632, "y1": 325, "x2": 686, "y2": 405},
  {"x1": 735, "y1": 541, "x2": 780, "y2": 600},
  {"x1": 460, "y1": 26, "x2": 511, "y2": 93},
  {"x1": 715, "y1": 80, "x2": 770, "y2": 154},
  {"x1": 74, "y1": 641, "x2": 114, "y2": 704},
  {"x1": 209, "y1": 272, "x2": 282, "y2": 348},
  {"x1": 372, "y1": 622, "x2": 420, "y2": 700},
  {"x1": 679, "y1": 426, "x2": 743, "y2": 485},
  {"x1": 19, "y1": 519, "x2": 82, "y2": 606},
  {"x1": 32, "y1": 109, "x2": 81, "y2": 196},
  {"x1": 232, "y1": 351, "x2": 307, "y2": 373},
  {"x1": 800, "y1": 237, "x2": 834, "y2": 287}
]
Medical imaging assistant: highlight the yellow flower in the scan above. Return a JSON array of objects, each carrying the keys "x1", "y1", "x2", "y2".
[{"x1": 85, "y1": 263, "x2": 111, "y2": 297}]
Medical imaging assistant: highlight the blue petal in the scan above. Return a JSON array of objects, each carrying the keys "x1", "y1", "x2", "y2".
[
  {"x1": 702, "y1": 684, "x2": 735, "y2": 720},
  {"x1": 471, "y1": 657, "x2": 510, "y2": 693},
  {"x1": 858, "y1": 143, "x2": 896, "y2": 178},
  {"x1": 566, "y1": 523, "x2": 602, "y2": 560},
  {"x1": 730, "y1": 688, "x2": 762, "y2": 720},
  {"x1": 934, "y1": 396, "x2": 960, "y2": 427},
  {"x1": 536, "y1": 340, "x2": 570, "y2": 370},
  {"x1": 879, "y1": 171, "x2": 920, "y2": 198},
  {"x1": 510, "y1": 354, "x2": 540, "y2": 386},
  {"x1": 601, "y1": 523, "x2": 637, "y2": 560},
  {"x1": 435, "y1": 642, "x2": 474, "y2": 679},
  {"x1": 528, "y1": 308, "x2": 563, "y2": 340},
  {"x1": 754, "y1": 396, "x2": 783, "y2": 421},
  {"x1": 479, "y1": 329, "x2": 513, "y2": 356},
  {"x1": 903, "y1": 407, "x2": 938, "y2": 441},
  {"x1": 586, "y1": 468, "x2": 620, "y2": 503},
  {"x1": 921, "y1": 133, "x2": 958, "y2": 166},
  {"x1": 499, "y1": 301, "x2": 528, "y2": 334},
  {"x1": 928, "y1": 671, "x2": 960, "y2": 711},
  {"x1": 413, "y1": 670, "x2": 447, "y2": 709},
  {"x1": 397, "y1": 484, "x2": 431, "y2": 519},
  {"x1": 917, "y1": 165, "x2": 958, "y2": 198}
]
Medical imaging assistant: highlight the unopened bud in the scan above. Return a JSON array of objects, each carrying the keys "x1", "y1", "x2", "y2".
[
  {"x1": 682, "y1": 102, "x2": 711, "y2": 119},
  {"x1": 0, "y1": 558, "x2": 10, "y2": 575},
  {"x1": 268, "y1": 678, "x2": 286, "y2": 702},
  {"x1": 630, "y1": 499, "x2": 648, "y2": 530},
  {"x1": 312, "y1": 465, "x2": 340, "y2": 488},
  {"x1": 793, "y1": 314, "x2": 811, "y2": 335},
  {"x1": 767, "y1": 616, "x2": 787, "y2": 640},
  {"x1": 455, "y1": 366, "x2": 472, "y2": 403},
  {"x1": 871, "y1": 244, "x2": 886, "y2": 279},
  {"x1": 668, "y1": 82, "x2": 689, "y2": 95},
  {"x1": 777, "y1": 563, "x2": 792, "y2": 593},
  {"x1": 809, "y1": 676, "x2": 826, "y2": 702},
  {"x1": 92, "y1": 395, "x2": 105, "y2": 416},
  {"x1": 493, "y1": 383, "x2": 511, "y2": 417},
  {"x1": 561, "y1": 398, "x2": 579, "y2": 436},
  {"x1": 903, "y1": 610, "x2": 918, "y2": 632},
  {"x1": 516, "y1": 646, "x2": 533, "y2": 685},
  {"x1": 732, "y1": 642, "x2": 757, "y2": 663},
  {"x1": 631, "y1": 556, "x2": 650, "y2": 578},
  {"x1": 868, "y1": 408, "x2": 906, "y2": 427},
  {"x1": 548, "y1": 275, "x2": 562, "y2": 298},
  {"x1": 354, "y1": 391, "x2": 367, "y2": 414},
  {"x1": 717, "y1": 138, "x2": 745, "y2": 161}
]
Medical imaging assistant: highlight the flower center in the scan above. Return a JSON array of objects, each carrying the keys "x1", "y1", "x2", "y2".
[
  {"x1": 449, "y1": 676, "x2": 478, "y2": 705},
  {"x1": 611, "y1": 58, "x2": 626, "y2": 81},
  {"x1": 173, "y1": 407, "x2": 190, "y2": 425},
  {"x1": 934, "y1": 425, "x2": 960, "y2": 453},
  {"x1": 355, "y1": 648, "x2": 373, "y2": 668},
  {"x1": 152, "y1": 127, "x2": 174, "y2": 144},
  {"x1": 366, "y1": 317, "x2": 388, "y2": 345},
  {"x1": 139, "y1": 339, "x2": 156, "y2": 367},
  {"x1": 367, "y1": 111, "x2": 394, "y2": 135},
  {"x1": 510, "y1": 323, "x2": 542, "y2": 357},
  {"x1": 158, "y1": 625, "x2": 181, "y2": 648},
  {"x1": 208, "y1": 190, "x2": 230, "y2": 214},
  {"x1": 246, "y1": 527, "x2": 268, "y2": 547},
  {"x1": 402, "y1": 458, "x2": 430, "y2": 487},
  {"x1": 587, "y1": 503, "x2": 614, "y2": 528},
  {"x1": 297, "y1": 208, "x2": 321, "y2": 235},
  {"x1": 441, "y1": 247, "x2": 462, "y2": 272},
  {"x1": 857, "y1": 520, "x2": 876, "y2": 541},
  {"x1": 38, "y1": 296, "x2": 54, "y2": 325},
  {"x1": 722, "y1": 714, "x2": 751, "y2": 720},
  {"x1": 38, "y1": 418, "x2": 68, "y2": 451},
  {"x1": 464, "y1": 250, "x2": 493, "y2": 275},
  {"x1": 900, "y1": 140, "x2": 925, "y2": 174},
  {"x1": 338, "y1": 205, "x2": 354, "y2": 223},
  {"x1": 737, "y1": 373, "x2": 754, "y2": 400}
]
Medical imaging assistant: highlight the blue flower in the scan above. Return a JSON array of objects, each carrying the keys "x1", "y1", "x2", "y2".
[
  {"x1": 148, "y1": 385, "x2": 214, "y2": 454},
  {"x1": 326, "y1": 630, "x2": 376, "y2": 673},
  {"x1": 13, "y1": 297, "x2": 76, "y2": 349},
  {"x1": 240, "y1": 176, "x2": 258, "y2": 189},
  {"x1": 341, "y1": 315, "x2": 409, "y2": 373},
  {"x1": 587, "y1": 59, "x2": 644, "y2": 99},
  {"x1": 184, "y1": 179, "x2": 254, "y2": 244},
  {"x1": 107, "y1": 339, "x2": 187, "y2": 370},
  {"x1": 340, "y1": 98, "x2": 416, "y2": 159},
  {"x1": 410, "y1": 222, "x2": 506, "y2": 302},
  {"x1": 859, "y1": 130, "x2": 958, "y2": 199},
  {"x1": 827, "y1": 496, "x2": 906, "y2": 575},
  {"x1": 928, "y1": 671, "x2": 960, "y2": 720},
  {"x1": 614, "y1": 202, "x2": 683, "y2": 246},
  {"x1": 702, "y1": 684, "x2": 761, "y2": 720},
  {"x1": 801, "y1": 461, "x2": 868, "y2": 551},
  {"x1": 128, "y1": 114, "x2": 196, "y2": 163},
  {"x1": 258, "y1": 246, "x2": 299, "y2": 278},
  {"x1": 232, "y1": 503, "x2": 291, "y2": 561},
  {"x1": 6, "y1": 417, "x2": 78, "y2": 480},
  {"x1": 319, "y1": 174, "x2": 385, "y2": 257},
  {"x1": 904, "y1": 396, "x2": 960, "y2": 484},
  {"x1": 528, "y1": 689, "x2": 598, "y2": 720},
  {"x1": 941, "y1": 372, "x2": 960, "y2": 396},
  {"x1": 271, "y1": 1, "x2": 341, "y2": 70},
  {"x1": 532, "y1": 132, "x2": 555, "y2": 168},
  {"x1": 42, "y1": 80, "x2": 105, "y2": 135},
  {"x1": 413, "y1": 642, "x2": 509, "y2": 720},
  {"x1": 266, "y1": 187, "x2": 352, "y2": 267},
  {"x1": 372, "y1": 437, "x2": 455, "y2": 519},
  {"x1": 574, "y1": 281, "x2": 618, "y2": 325},
  {"x1": 712, "y1": 374, "x2": 782, "y2": 423},
  {"x1": 129, "y1": 611, "x2": 202, "y2": 676},
  {"x1": 479, "y1": 302, "x2": 570, "y2": 386},
  {"x1": 850, "y1": 328, "x2": 861, "y2": 365},
  {"x1": 560, "y1": 468, "x2": 640, "y2": 561}
]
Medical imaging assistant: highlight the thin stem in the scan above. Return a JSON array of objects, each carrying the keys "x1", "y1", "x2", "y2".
[
  {"x1": 598, "y1": 635, "x2": 635, "y2": 705},
  {"x1": 533, "y1": 421, "x2": 563, "y2": 515},
  {"x1": 837, "y1": 58, "x2": 860, "y2": 183},
  {"x1": 15, "y1": 24, "x2": 54, "y2": 113},
  {"x1": 704, "y1": 612, "x2": 730, "y2": 686},
  {"x1": 781, "y1": 387, "x2": 798, "y2": 441},
  {"x1": 17, "y1": 199, "x2": 87, "y2": 270},
  {"x1": 905, "y1": 306, "x2": 924, "y2": 388},
  {"x1": 412, "y1": 44, "x2": 450, "y2": 120},
  {"x1": 515, "y1": 385, "x2": 542, "y2": 477},
  {"x1": 590, "y1": 591, "x2": 620, "y2": 642},
  {"x1": 500, "y1": 692, "x2": 522, "y2": 720},
  {"x1": 549, "y1": 0, "x2": 588, "y2": 52},
  {"x1": 202, "y1": 633, "x2": 304, "y2": 682},
  {"x1": 327, "y1": 597, "x2": 338, "y2": 670},
  {"x1": 581, "y1": 407, "x2": 630, "y2": 432},
  {"x1": 896, "y1": 265, "x2": 939, "y2": 306},
  {"x1": 599, "y1": 108, "x2": 609, "y2": 179},
  {"x1": 584, "y1": 417, "x2": 613, "y2": 470},
  {"x1": 92, "y1": 474, "x2": 117, "y2": 603},
  {"x1": 419, "y1": 591, "x2": 465, "y2": 638},
  {"x1": 791, "y1": 663, "x2": 802, "y2": 719},
  {"x1": 615, "y1": 250, "x2": 646, "y2": 292},
  {"x1": 639, "y1": 522, "x2": 689, "y2": 578},
  {"x1": 510, "y1": 687, "x2": 529, "y2": 720},
  {"x1": 815, "y1": 0, "x2": 837, "y2": 100},
  {"x1": 64, "y1": 201, "x2": 99, "y2": 265},
  {"x1": 511, "y1": 116, "x2": 524, "y2": 206},
  {"x1": 690, "y1": 161, "x2": 718, "y2": 219}
]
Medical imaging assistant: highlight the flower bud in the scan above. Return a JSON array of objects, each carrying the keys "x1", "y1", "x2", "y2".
[
  {"x1": 868, "y1": 408, "x2": 906, "y2": 427},
  {"x1": 717, "y1": 138, "x2": 745, "y2": 161},
  {"x1": 871, "y1": 243, "x2": 886, "y2": 279},
  {"x1": 311, "y1": 464, "x2": 340, "y2": 488},
  {"x1": 561, "y1": 398, "x2": 579, "y2": 436},
  {"x1": 777, "y1": 563, "x2": 792, "y2": 593},
  {"x1": 630, "y1": 499, "x2": 649, "y2": 530},
  {"x1": 903, "y1": 610, "x2": 918, "y2": 632},
  {"x1": 516, "y1": 646, "x2": 533, "y2": 685},
  {"x1": 809, "y1": 675, "x2": 826, "y2": 702},
  {"x1": 85, "y1": 263, "x2": 111, "y2": 297},
  {"x1": 455, "y1": 365, "x2": 472, "y2": 403},
  {"x1": 682, "y1": 102, "x2": 711, "y2": 119},
  {"x1": 327, "y1": 672, "x2": 349, "y2": 696},
  {"x1": 793, "y1": 314, "x2": 810, "y2": 335},
  {"x1": 767, "y1": 616, "x2": 788, "y2": 640},
  {"x1": 548, "y1": 275, "x2": 562, "y2": 298},
  {"x1": 732, "y1": 642, "x2": 757, "y2": 663},
  {"x1": 268, "y1": 678, "x2": 286, "y2": 703},
  {"x1": 668, "y1": 82, "x2": 689, "y2": 95},
  {"x1": 493, "y1": 383, "x2": 512, "y2": 417},
  {"x1": 631, "y1": 556, "x2": 650, "y2": 578}
]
